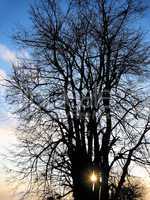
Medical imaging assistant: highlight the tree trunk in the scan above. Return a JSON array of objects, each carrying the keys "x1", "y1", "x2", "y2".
[
  {"x1": 100, "y1": 171, "x2": 109, "y2": 200},
  {"x1": 71, "y1": 150, "x2": 100, "y2": 200},
  {"x1": 73, "y1": 179, "x2": 100, "y2": 200}
]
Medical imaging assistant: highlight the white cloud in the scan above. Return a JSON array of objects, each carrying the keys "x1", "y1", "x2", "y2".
[
  {"x1": 0, "y1": 68, "x2": 6, "y2": 81},
  {"x1": 0, "y1": 126, "x2": 17, "y2": 149},
  {"x1": 0, "y1": 44, "x2": 17, "y2": 64},
  {"x1": 0, "y1": 69, "x2": 7, "y2": 100},
  {"x1": 0, "y1": 44, "x2": 30, "y2": 69}
]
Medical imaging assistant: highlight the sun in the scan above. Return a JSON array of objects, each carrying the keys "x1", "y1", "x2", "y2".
[{"x1": 90, "y1": 171, "x2": 97, "y2": 183}]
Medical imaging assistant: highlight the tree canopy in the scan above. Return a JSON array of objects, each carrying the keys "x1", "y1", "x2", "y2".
[{"x1": 7, "y1": 0, "x2": 150, "y2": 200}]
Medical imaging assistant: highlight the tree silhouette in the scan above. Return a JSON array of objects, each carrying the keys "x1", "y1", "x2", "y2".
[
  {"x1": 7, "y1": 0, "x2": 150, "y2": 200},
  {"x1": 109, "y1": 175, "x2": 144, "y2": 200}
]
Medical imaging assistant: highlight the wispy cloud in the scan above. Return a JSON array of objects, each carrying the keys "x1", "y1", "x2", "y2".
[
  {"x1": 0, "y1": 68, "x2": 17, "y2": 138},
  {"x1": 0, "y1": 68, "x2": 6, "y2": 81},
  {"x1": 0, "y1": 44, "x2": 17, "y2": 64},
  {"x1": 0, "y1": 126, "x2": 17, "y2": 154}
]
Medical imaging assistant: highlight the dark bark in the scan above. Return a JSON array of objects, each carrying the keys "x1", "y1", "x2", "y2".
[{"x1": 71, "y1": 150, "x2": 97, "y2": 200}]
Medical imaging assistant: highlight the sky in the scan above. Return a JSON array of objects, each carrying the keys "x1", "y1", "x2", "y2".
[
  {"x1": 0, "y1": 0, "x2": 33, "y2": 72},
  {"x1": 0, "y1": 1, "x2": 34, "y2": 199},
  {"x1": 0, "y1": 0, "x2": 34, "y2": 149},
  {"x1": 0, "y1": 0, "x2": 150, "y2": 199}
]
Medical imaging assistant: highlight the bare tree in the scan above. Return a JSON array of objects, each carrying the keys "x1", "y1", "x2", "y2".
[
  {"x1": 119, "y1": 182, "x2": 144, "y2": 200},
  {"x1": 6, "y1": 0, "x2": 150, "y2": 200},
  {"x1": 109, "y1": 175, "x2": 145, "y2": 200}
]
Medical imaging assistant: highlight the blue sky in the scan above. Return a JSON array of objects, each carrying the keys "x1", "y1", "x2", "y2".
[
  {"x1": 0, "y1": 1, "x2": 33, "y2": 176},
  {"x1": 0, "y1": 0, "x2": 33, "y2": 128},
  {"x1": 0, "y1": 0, "x2": 32, "y2": 45},
  {"x1": 0, "y1": 0, "x2": 34, "y2": 73},
  {"x1": 0, "y1": 0, "x2": 149, "y2": 68}
]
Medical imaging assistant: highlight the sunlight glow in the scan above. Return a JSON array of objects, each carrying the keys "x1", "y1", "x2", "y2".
[
  {"x1": 90, "y1": 171, "x2": 98, "y2": 191},
  {"x1": 90, "y1": 171, "x2": 97, "y2": 183}
]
